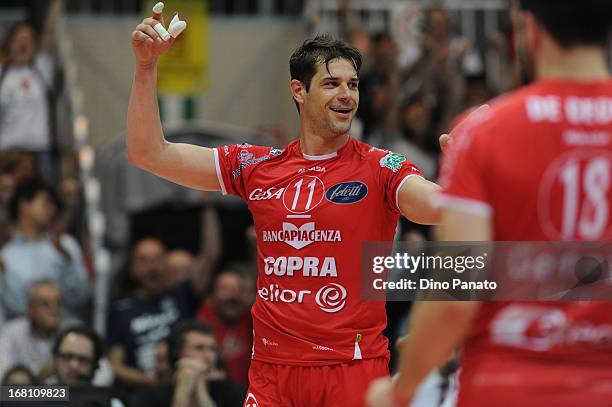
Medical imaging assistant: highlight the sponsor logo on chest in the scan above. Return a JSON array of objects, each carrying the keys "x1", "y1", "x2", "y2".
[
  {"x1": 325, "y1": 181, "x2": 368, "y2": 204},
  {"x1": 249, "y1": 187, "x2": 285, "y2": 201},
  {"x1": 258, "y1": 282, "x2": 347, "y2": 313},
  {"x1": 262, "y1": 222, "x2": 342, "y2": 249}
]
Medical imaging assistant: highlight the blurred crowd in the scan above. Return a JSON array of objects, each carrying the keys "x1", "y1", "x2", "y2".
[
  {"x1": 340, "y1": 4, "x2": 517, "y2": 245},
  {"x1": 0, "y1": 2, "x2": 522, "y2": 406}
]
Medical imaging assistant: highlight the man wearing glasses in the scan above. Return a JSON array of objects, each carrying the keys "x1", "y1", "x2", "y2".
[{"x1": 49, "y1": 325, "x2": 125, "y2": 407}]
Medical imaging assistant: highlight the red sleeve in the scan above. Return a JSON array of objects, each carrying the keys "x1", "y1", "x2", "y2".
[
  {"x1": 214, "y1": 144, "x2": 272, "y2": 200},
  {"x1": 376, "y1": 150, "x2": 424, "y2": 213},
  {"x1": 437, "y1": 112, "x2": 493, "y2": 216}
]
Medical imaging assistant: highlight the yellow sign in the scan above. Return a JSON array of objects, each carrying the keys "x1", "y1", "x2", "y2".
[{"x1": 145, "y1": 0, "x2": 208, "y2": 95}]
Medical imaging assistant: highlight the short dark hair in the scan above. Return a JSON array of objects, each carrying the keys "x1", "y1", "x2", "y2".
[
  {"x1": 166, "y1": 320, "x2": 214, "y2": 368},
  {"x1": 8, "y1": 178, "x2": 58, "y2": 222},
  {"x1": 520, "y1": 0, "x2": 612, "y2": 48},
  {"x1": 53, "y1": 325, "x2": 106, "y2": 376},
  {"x1": 289, "y1": 35, "x2": 362, "y2": 112}
]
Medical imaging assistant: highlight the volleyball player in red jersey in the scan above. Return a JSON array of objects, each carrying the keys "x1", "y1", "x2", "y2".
[
  {"x1": 127, "y1": 8, "x2": 449, "y2": 405},
  {"x1": 367, "y1": 1, "x2": 612, "y2": 406}
]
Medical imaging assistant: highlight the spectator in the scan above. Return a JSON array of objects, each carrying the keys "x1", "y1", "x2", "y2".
[
  {"x1": 164, "y1": 248, "x2": 193, "y2": 287},
  {"x1": 55, "y1": 176, "x2": 86, "y2": 243},
  {"x1": 346, "y1": 26, "x2": 372, "y2": 68},
  {"x1": 0, "y1": 0, "x2": 62, "y2": 182},
  {"x1": 357, "y1": 32, "x2": 401, "y2": 144},
  {"x1": 423, "y1": 7, "x2": 482, "y2": 75},
  {"x1": 0, "y1": 151, "x2": 37, "y2": 247},
  {"x1": 0, "y1": 179, "x2": 89, "y2": 321},
  {"x1": 390, "y1": 92, "x2": 438, "y2": 179},
  {"x1": 48, "y1": 326, "x2": 105, "y2": 386},
  {"x1": 486, "y1": 32, "x2": 515, "y2": 92},
  {"x1": 48, "y1": 325, "x2": 125, "y2": 407},
  {"x1": 388, "y1": 92, "x2": 436, "y2": 244},
  {"x1": 198, "y1": 270, "x2": 253, "y2": 386},
  {"x1": 0, "y1": 156, "x2": 16, "y2": 246},
  {"x1": 132, "y1": 320, "x2": 245, "y2": 407},
  {"x1": 0, "y1": 364, "x2": 38, "y2": 407},
  {"x1": 107, "y1": 237, "x2": 209, "y2": 388},
  {"x1": 0, "y1": 280, "x2": 66, "y2": 379},
  {"x1": 1, "y1": 364, "x2": 36, "y2": 385},
  {"x1": 112, "y1": 194, "x2": 220, "y2": 301},
  {"x1": 403, "y1": 6, "x2": 482, "y2": 134}
]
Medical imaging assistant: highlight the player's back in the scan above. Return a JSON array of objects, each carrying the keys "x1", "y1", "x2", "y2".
[
  {"x1": 468, "y1": 79, "x2": 612, "y2": 241},
  {"x1": 452, "y1": 78, "x2": 612, "y2": 406}
]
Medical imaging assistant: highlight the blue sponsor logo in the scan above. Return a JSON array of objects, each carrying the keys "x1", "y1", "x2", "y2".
[{"x1": 325, "y1": 181, "x2": 368, "y2": 204}]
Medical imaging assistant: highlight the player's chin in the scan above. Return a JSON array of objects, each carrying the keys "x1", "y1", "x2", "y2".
[{"x1": 329, "y1": 121, "x2": 352, "y2": 136}]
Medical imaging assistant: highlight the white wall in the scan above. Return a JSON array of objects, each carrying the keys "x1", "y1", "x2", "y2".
[{"x1": 67, "y1": 16, "x2": 305, "y2": 148}]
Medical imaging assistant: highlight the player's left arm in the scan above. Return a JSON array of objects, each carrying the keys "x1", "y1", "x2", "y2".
[
  {"x1": 367, "y1": 209, "x2": 491, "y2": 407},
  {"x1": 396, "y1": 133, "x2": 455, "y2": 225},
  {"x1": 397, "y1": 176, "x2": 442, "y2": 225},
  {"x1": 395, "y1": 209, "x2": 490, "y2": 400}
]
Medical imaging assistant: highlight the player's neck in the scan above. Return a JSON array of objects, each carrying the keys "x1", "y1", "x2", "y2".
[
  {"x1": 536, "y1": 43, "x2": 609, "y2": 81},
  {"x1": 299, "y1": 131, "x2": 350, "y2": 156}
]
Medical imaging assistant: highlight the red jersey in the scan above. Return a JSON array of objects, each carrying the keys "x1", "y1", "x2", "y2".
[
  {"x1": 439, "y1": 79, "x2": 612, "y2": 406},
  {"x1": 214, "y1": 137, "x2": 422, "y2": 365}
]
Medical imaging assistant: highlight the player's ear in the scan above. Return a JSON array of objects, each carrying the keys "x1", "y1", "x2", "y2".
[{"x1": 291, "y1": 79, "x2": 306, "y2": 105}]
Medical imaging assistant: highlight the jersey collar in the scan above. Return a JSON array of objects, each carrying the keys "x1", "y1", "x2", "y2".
[{"x1": 297, "y1": 136, "x2": 353, "y2": 161}]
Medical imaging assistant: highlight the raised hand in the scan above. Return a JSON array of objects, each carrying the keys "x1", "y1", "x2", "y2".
[{"x1": 131, "y1": 2, "x2": 185, "y2": 68}]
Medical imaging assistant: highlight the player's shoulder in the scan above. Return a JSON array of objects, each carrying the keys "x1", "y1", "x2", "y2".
[
  {"x1": 479, "y1": 81, "x2": 564, "y2": 126},
  {"x1": 353, "y1": 138, "x2": 418, "y2": 174},
  {"x1": 221, "y1": 142, "x2": 285, "y2": 178},
  {"x1": 221, "y1": 142, "x2": 284, "y2": 159},
  {"x1": 455, "y1": 85, "x2": 539, "y2": 143},
  {"x1": 352, "y1": 138, "x2": 394, "y2": 163}
]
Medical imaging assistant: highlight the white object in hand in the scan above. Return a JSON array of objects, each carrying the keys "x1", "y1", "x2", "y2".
[
  {"x1": 153, "y1": 23, "x2": 171, "y2": 41},
  {"x1": 152, "y1": 2, "x2": 164, "y2": 14},
  {"x1": 168, "y1": 14, "x2": 187, "y2": 38},
  {"x1": 169, "y1": 20, "x2": 187, "y2": 38},
  {"x1": 170, "y1": 13, "x2": 180, "y2": 27}
]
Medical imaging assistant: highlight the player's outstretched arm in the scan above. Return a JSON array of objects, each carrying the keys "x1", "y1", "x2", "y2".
[
  {"x1": 390, "y1": 209, "x2": 489, "y2": 403},
  {"x1": 397, "y1": 104, "x2": 490, "y2": 225},
  {"x1": 397, "y1": 177, "x2": 441, "y2": 225},
  {"x1": 127, "y1": 4, "x2": 220, "y2": 191}
]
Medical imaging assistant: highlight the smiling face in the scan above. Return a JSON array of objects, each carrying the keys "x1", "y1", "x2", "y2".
[{"x1": 292, "y1": 58, "x2": 360, "y2": 140}]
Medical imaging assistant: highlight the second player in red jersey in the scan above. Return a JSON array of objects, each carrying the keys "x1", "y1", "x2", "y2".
[
  {"x1": 368, "y1": 1, "x2": 612, "y2": 406},
  {"x1": 440, "y1": 78, "x2": 612, "y2": 407}
]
